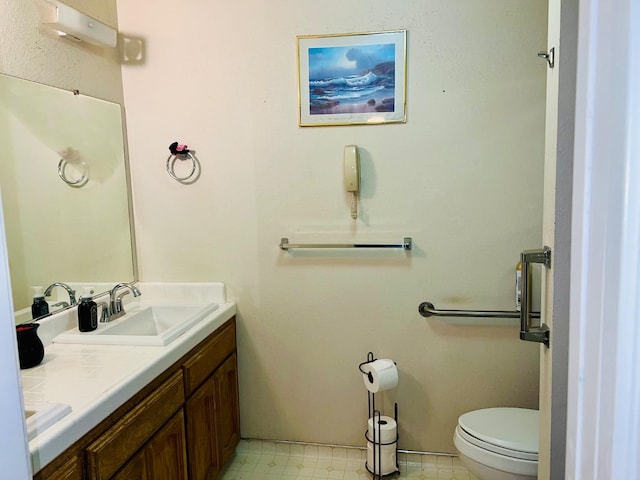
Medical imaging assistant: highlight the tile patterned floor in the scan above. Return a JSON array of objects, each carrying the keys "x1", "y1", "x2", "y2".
[{"x1": 220, "y1": 439, "x2": 477, "y2": 480}]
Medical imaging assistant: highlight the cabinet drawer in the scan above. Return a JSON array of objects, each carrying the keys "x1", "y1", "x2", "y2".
[
  {"x1": 86, "y1": 370, "x2": 185, "y2": 480},
  {"x1": 183, "y1": 317, "x2": 236, "y2": 396}
]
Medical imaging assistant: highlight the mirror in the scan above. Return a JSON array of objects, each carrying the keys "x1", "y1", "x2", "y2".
[{"x1": 0, "y1": 74, "x2": 136, "y2": 319}]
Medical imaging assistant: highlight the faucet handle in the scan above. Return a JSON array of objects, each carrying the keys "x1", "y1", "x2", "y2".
[
  {"x1": 116, "y1": 290, "x2": 130, "y2": 313},
  {"x1": 96, "y1": 302, "x2": 109, "y2": 323}
]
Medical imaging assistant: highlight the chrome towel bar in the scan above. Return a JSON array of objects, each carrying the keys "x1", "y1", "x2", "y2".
[
  {"x1": 280, "y1": 237, "x2": 412, "y2": 251},
  {"x1": 418, "y1": 302, "x2": 540, "y2": 320}
]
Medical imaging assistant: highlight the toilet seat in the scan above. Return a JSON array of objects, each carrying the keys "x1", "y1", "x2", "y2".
[
  {"x1": 453, "y1": 408, "x2": 539, "y2": 479},
  {"x1": 458, "y1": 408, "x2": 538, "y2": 461},
  {"x1": 457, "y1": 426, "x2": 538, "y2": 461}
]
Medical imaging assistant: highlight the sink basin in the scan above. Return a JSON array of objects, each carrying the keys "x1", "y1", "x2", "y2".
[
  {"x1": 24, "y1": 402, "x2": 72, "y2": 440},
  {"x1": 52, "y1": 303, "x2": 219, "y2": 346}
]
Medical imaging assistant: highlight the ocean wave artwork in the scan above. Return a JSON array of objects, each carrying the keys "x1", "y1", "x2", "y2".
[{"x1": 307, "y1": 43, "x2": 396, "y2": 115}]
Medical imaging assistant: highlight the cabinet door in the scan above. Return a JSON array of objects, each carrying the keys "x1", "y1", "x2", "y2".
[
  {"x1": 185, "y1": 376, "x2": 219, "y2": 480},
  {"x1": 215, "y1": 353, "x2": 240, "y2": 466},
  {"x1": 111, "y1": 451, "x2": 147, "y2": 480},
  {"x1": 145, "y1": 411, "x2": 188, "y2": 480}
]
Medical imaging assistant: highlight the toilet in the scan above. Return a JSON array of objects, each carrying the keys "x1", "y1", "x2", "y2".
[{"x1": 453, "y1": 407, "x2": 538, "y2": 480}]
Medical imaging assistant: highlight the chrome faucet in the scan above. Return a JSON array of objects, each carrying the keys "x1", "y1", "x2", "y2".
[
  {"x1": 105, "y1": 283, "x2": 141, "y2": 321},
  {"x1": 44, "y1": 282, "x2": 77, "y2": 306}
]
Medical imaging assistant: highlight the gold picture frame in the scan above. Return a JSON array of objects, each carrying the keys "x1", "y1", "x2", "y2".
[{"x1": 297, "y1": 30, "x2": 407, "y2": 127}]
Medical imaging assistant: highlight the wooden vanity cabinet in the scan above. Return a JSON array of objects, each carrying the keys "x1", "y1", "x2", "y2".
[
  {"x1": 183, "y1": 321, "x2": 240, "y2": 480},
  {"x1": 33, "y1": 316, "x2": 238, "y2": 480},
  {"x1": 184, "y1": 353, "x2": 240, "y2": 480}
]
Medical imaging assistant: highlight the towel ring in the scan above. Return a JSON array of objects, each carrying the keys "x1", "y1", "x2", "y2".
[
  {"x1": 58, "y1": 158, "x2": 89, "y2": 187},
  {"x1": 166, "y1": 152, "x2": 198, "y2": 182}
]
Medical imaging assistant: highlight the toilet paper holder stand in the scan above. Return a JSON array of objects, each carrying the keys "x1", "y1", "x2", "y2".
[{"x1": 359, "y1": 352, "x2": 400, "y2": 478}]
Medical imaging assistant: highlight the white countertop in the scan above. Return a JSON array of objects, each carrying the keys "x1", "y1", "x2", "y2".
[{"x1": 19, "y1": 282, "x2": 236, "y2": 474}]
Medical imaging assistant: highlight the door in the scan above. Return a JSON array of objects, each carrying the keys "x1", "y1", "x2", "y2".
[
  {"x1": 536, "y1": 0, "x2": 578, "y2": 478},
  {"x1": 566, "y1": 0, "x2": 640, "y2": 477}
]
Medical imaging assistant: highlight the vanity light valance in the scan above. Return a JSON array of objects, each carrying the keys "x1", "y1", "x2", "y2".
[{"x1": 41, "y1": 0, "x2": 117, "y2": 48}]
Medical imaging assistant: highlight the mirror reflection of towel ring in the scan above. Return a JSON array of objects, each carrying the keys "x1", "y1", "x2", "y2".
[
  {"x1": 166, "y1": 152, "x2": 199, "y2": 183},
  {"x1": 58, "y1": 158, "x2": 89, "y2": 187}
]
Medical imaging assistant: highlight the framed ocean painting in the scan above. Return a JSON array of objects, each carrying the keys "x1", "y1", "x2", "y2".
[{"x1": 297, "y1": 30, "x2": 407, "y2": 127}]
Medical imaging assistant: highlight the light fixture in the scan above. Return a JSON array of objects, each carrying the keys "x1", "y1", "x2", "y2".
[{"x1": 41, "y1": 1, "x2": 117, "y2": 48}]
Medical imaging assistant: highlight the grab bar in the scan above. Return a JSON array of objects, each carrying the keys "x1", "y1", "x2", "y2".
[
  {"x1": 280, "y1": 237, "x2": 412, "y2": 251},
  {"x1": 520, "y1": 247, "x2": 551, "y2": 346},
  {"x1": 418, "y1": 302, "x2": 540, "y2": 320}
]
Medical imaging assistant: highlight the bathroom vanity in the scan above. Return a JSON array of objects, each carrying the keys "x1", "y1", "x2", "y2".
[
  {"x1": 23, "y1": 283, "x2": 239, "y2": 480},
  {"x1": 1, "y1": 64, "x2": 239, "y2": 480},
  {"x1": 35, "y1": 318, "x2": 238, "y2": 480}
]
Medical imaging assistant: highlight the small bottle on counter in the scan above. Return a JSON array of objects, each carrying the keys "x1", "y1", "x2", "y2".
[
  {"x1": 31, "y1": 295, "x2": 50, "y2": 319},
  {"x1": 78, "y1": 296, "x2": 98, "y2": 332}
]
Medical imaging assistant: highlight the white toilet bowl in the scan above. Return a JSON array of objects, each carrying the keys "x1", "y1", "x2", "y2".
[{"x1": 453, "y1": 407, "x2": 538, "y2": 480}]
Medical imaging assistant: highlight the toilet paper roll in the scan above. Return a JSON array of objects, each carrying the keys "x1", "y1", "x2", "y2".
[
  {"x1": 367, "y1": 415, "x2": 398, "y2": 444},
  {"x1": 361, "y1": 359, "x2": 398, "y2": 393},
  {"x1": 366, "y1": 441, "x2": 397, "y2": 476}
]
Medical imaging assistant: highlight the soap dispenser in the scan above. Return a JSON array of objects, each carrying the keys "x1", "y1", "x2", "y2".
[
  {"x1": 31, "y1": 295, "x2": 49, "y2": 319},
  {"x1": 78, "y1": 296, "x2": 98, "y2": 332}
]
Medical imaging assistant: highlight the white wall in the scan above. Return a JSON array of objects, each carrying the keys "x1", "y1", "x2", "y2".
[{"x1": 119, "y1": 0, "x2": 547, "y2": 452}]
